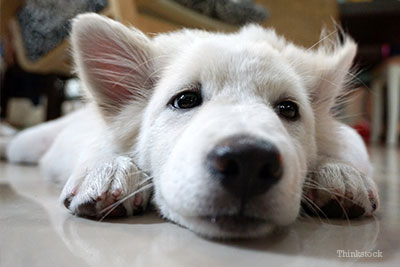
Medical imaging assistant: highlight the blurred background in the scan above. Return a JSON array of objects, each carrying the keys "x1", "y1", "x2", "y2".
[{"x1": 0, "y1": 0, "x2": 399, "y2": 145}]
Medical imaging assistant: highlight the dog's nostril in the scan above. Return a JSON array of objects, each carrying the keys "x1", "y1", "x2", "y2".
[
  {"x1": 213, "y1": 157, "x2": 240, "y2": 176},
  {"x1": 259, "y1": 164, "x2": 276, "y2": 179},
  {"x1": 207, "y1": 135, "x2": 283, "y2": 200},
  {"x1": 259, "y1": 158, "x2": 283, "y2": 181}
]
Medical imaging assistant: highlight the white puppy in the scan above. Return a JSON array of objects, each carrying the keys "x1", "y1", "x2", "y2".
[{"x1": 6, "y1": 14, "x2": 379, "y2": 239}]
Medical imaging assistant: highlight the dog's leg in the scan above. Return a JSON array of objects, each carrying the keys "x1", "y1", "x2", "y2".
[
  {"x1": 60, "y1": 153, "x2": 152, "y2": 218},
  {"x1": 6, "y1": 112, "x2": 77, "y2": 164},
  {"x1": 59, "y1": 14, "x2": 158, "y2": 219},
  {"x1": 303, "y1": 121, "x2": 379, "y2": 219}
]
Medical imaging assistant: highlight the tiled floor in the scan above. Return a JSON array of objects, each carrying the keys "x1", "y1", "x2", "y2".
[{"x1": 0, "y1": 146, "x2": 399, "y2": 267}]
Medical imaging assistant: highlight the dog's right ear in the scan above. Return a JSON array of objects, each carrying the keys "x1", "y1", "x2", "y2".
[{"x1": 71, "y1": 13, "x2": 155, "y2": 117}]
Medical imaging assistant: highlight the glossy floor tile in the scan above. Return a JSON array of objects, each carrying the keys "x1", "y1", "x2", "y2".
[{"x1": 1, "y1": 146, "x2": 399, "y2": 267}]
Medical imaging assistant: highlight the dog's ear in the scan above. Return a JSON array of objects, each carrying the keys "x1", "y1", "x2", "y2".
[
  {"x1": 312, "y1": 37, "x2": 357, "y2": 113},
  {"x1": 289, "y1": 35, "x2": 357, "y2": 114},
  {"x1": 71, "y1": 13, "x2": 155, "y2": 117}
]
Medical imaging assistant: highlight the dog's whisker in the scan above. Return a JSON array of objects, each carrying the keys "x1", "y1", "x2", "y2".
[
  {"x1": 301, "y1": 195, "x2": 332, "y2": 225},
  {"x1": 123, "y1": 170, "x2": 147, "y2": 177},
  {"x1": 285, "y1": 183, "x2": 330, "y2": 223},
  {"x1": 138, "y1": 176, "x2": 154, "y2": 186},
  {"x1": 303, "y1": 183, "x2": 359, "y2": 205},
  {"x1": 98, "y1": 183, "x2": 154, "y2": 221},
  {"x1": 307, "y1": 29, "x2": 339, "y2": 51},
  {"x1": 330, "y1": 193, "x2": 352, "y2": 226},
  {"x1": 124, "y1": 167, "x2": 151, "y2": 177},
  {"x1": 103, "y1": 182, "x2": 154, "y2": 213},
  {"x1": 127, "y1": 160, "x2": 152, "y2": 177},
  {"x1": 302, "y1": 176, "x2": 360, "y2": 225},
  {"x1": 303, "y1": 178, "x2": 327, "y2": 188}
]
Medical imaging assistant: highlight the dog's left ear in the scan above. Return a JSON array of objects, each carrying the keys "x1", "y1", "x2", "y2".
[
  {"x1": 289, "y1": 36, "x2": 357, "y2": 113},
  {"x1": 71, "y1": 13, "x2": 155, "y2": 118}
]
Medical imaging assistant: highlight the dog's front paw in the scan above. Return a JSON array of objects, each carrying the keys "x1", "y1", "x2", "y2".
[
  {"x1": 60, "y1": 156, "x2": 152, "y2": 218},
  {"x1": 302, "y1": 162, "x2": 379, "y2": 219}
]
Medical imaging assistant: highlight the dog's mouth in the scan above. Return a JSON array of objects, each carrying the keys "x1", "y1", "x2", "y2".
[{"x1": 201, "y1": 215, "x2": 267, "y2": 233}]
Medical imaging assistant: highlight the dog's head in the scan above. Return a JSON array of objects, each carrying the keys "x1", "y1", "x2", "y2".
[{"x1": 72, "y1": 14, "x2": 356, "y2": 238}]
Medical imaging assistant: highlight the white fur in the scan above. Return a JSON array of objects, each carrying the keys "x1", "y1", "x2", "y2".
[{"x1": 5, "y1": 14, "x2": 379, "y2": 239}]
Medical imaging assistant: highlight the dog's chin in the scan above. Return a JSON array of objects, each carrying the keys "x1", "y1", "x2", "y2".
[
  {"x1": 200, "y1": 215, "x2": 275, "y2": 238},
  {"x1": 167, "y1": 211, "x2": 276, "y2": 239}
]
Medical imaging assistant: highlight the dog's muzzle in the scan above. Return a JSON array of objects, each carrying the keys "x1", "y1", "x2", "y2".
[{"x1": 206, "y1": 134, "x2": 283, "y2": 202}]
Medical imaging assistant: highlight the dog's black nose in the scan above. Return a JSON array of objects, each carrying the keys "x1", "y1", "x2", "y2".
[{"x1": 207, "y1": 135, "x2": 283, "y2": 200}]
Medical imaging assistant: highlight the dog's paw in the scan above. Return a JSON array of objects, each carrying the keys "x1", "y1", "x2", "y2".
[
  {"x1": 302, "y1": 162, "x2": 379, "y2": 219},
  {"x1": 60, "y1": 156, "x2": 152, "y2": 218}
]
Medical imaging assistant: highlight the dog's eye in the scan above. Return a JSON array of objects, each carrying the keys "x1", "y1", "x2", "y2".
[
  {"x1": 171, "y1": 91, "x2": 202, "y2": 109},
  {"x1": 276, "y1": 101, "x2": 300, "y2": 120}
]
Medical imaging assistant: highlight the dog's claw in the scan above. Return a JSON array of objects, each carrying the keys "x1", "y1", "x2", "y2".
[{"x1": 63, "y1": 195, "x2": 73, "y2": 209}]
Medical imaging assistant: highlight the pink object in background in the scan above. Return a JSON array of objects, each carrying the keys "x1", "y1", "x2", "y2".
[
  {"x1": 354, "y1": 121, "x2": 371, "y2": 144},
  {"x1": 381, "y1": 43, "x2": 391, "y2": 59}
]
